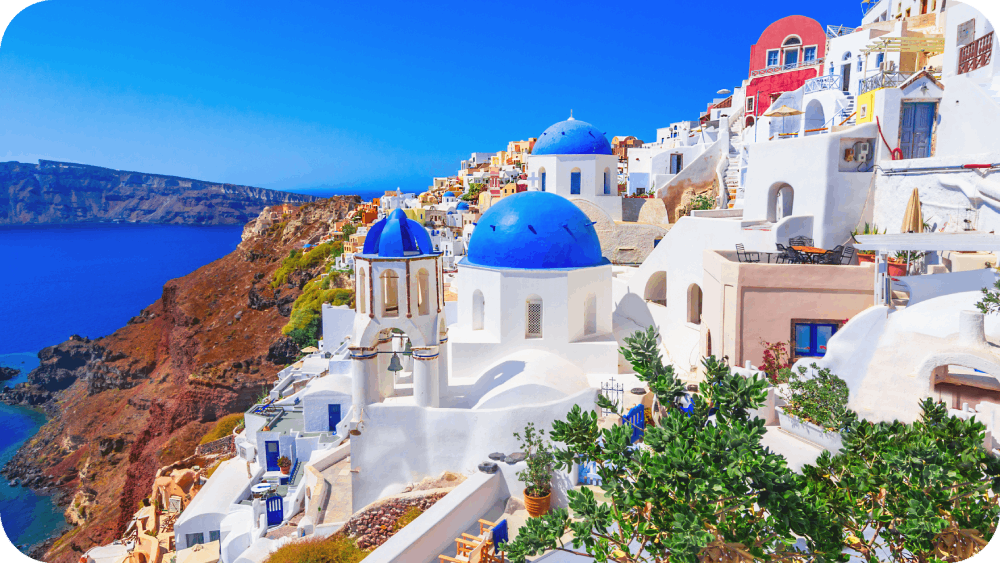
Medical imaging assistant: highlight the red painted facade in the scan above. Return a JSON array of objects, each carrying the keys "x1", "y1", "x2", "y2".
[{"x1": 745, "y1": 15, "x2": 827, "y2": 123}]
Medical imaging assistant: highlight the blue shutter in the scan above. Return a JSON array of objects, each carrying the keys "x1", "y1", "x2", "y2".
[{"x1": 570, "y1": 172, "x2": 581, "y2": 194}]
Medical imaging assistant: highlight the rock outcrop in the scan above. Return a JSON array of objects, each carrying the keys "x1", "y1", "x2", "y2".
[
  {"x1": 0, "y1": 160, "x2": 317, "y2": 225},
  {"x1": 1, "y1": 197, "x2": 359, "y2": 563}
]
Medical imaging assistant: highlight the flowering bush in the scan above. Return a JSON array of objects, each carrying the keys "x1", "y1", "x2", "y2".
[{"x1": 760, "y1": 340, "x2": 792, "y2": 383}]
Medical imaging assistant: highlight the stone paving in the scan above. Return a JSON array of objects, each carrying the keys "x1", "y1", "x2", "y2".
[{"x1": 320, "y1": 455, "x2": 354, "y2": 524}]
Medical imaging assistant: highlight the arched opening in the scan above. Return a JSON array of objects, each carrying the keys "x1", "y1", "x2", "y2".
[
  {"x1": 745, "y1": 115, "x2": 756, "y2": 128},
  {"x1": 584, "y1": 293, "x2": 596, "y2": 335},
  {"x1": 525, "y1": 296, "x2": 543, "y2": 338},
  {"x1": 472, "y1": 290, "x2": 484, "y2": 330},
  {"x1": 603, "y1": 168, "x2": 611, "y2": 195},
  {"x1": 687, "y1": 284, "x2": 702, "y2": 325},
  {"x1": 804, "y1": 100, "x2": 825, "y2": 133},
  {"x1": 539, "y1": 167, "x2": 546, "y2": 192},
  {"x1": 380, "y1": 270, "x2": 399, "y2": 317},
  {"x1": 570, "y1": 168, "x2": 582, "y2": 195},
  {"x1": 840, "y1": 52, "x2": 852, "y2": 92},
  {"x1": 782, "y1": 35, "x2": 801, "y2": 47},
  {"x1": 644, "y1": 271, "x2": 666, "y2": 306},
  {"x1": 416, "y1": 268, "x2": 430, "y2": 316},
  {"x1": 782, "y1": 36, "x2": 801, "y2": 66},
  {"x1": 705, "y1": 329, "x2": 712, "y2": 357},
  {"x1": 358, "y1": 268, "x2": 367, "y2": 314},
  {"x1": 766, "y1": 183, "x2": 794, "y2": 223}
]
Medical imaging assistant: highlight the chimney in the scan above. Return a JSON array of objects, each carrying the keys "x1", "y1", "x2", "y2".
[{"x1": 959, "y1": 310, "x2": 988, "y2": 348}]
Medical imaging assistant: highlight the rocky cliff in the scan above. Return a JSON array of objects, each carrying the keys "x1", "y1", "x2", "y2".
[
  {"x1": 0, "y1": 160, "x2": 317, "y2": 225},
  {"x1": 0, "y1": 196, "x2": 359, "y2": 562}
]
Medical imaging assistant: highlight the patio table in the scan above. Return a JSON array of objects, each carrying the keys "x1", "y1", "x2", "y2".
[{"x1": 792, "y1": 246, "x2": 831, "y2": 264}]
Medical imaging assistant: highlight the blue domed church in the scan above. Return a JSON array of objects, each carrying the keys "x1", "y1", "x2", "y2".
[{"x1": 526, "y1": 116, "x2": 623, "y2": 221}]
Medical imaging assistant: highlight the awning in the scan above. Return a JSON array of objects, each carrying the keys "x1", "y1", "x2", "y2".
[{"x1": 861, "y1": 36, "x2": 945, "y2": 55}]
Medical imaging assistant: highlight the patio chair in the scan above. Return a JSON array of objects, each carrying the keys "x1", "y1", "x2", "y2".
[
  {"x1": 789, "y1": 236, "x2": 813, "y2": 247},
  {"x1": 460, "y1": 520, "x2": 507, "y2": 563},
  {"x1": 774, "y1": 243, "x2": 799, "y2": 264},
  {"x1": 736, "y1": 243, "x2": 760, "y2": 263},
  {"x1": 822, "y1": 245, "x2": 845, "y2": 265},
  {"x1": 443, "y1": 528, "x2": 493, "y2": 563},
  {"x1": 840, "y1": 245, "x2": 856, "y2": 265}
]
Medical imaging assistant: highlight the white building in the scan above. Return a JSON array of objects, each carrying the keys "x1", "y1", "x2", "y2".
[{"x1": 525, "y1": 117, "x2": 623, "y2": 221}]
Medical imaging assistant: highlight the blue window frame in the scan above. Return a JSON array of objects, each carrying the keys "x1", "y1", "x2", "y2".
[
  {"x1": 803, "y1": 46, "x2": 816, "y2": 62},
  {"x1": 540, "y1": 172, "x2": 546, "y2": 192},
  {"x1": 857, "y1": 56, "x2": 863, "y2": 71},
  {"x1": 876, "y1": 52, "x2": 884, "y2": 67},
  {"x1": 570, "y1": 171, "x2": 581, "y2": 194},
  {"x1": 793, "y1": 321, "x2": 839, "y2": 357},
  {"x1": 209, "y1": 530, "x2": 221, "y2": 543},
  {"x1": 767, "y1": 50, "x2": 779, "y2": 67},
  {"x1": 603, "y1": 171, "x2": 611, "y2": 194}
]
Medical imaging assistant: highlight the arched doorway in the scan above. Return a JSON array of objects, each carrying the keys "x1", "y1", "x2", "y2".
[
  {"x1": 804, "y1": 100, "x2": 825, "y2": 134},
  {"x1": 766, "y1": 183, "x2": 794, "y2": 223},
  {"x1": 687, "y1": 284, "x2": 702, "y2": 324},
  {"x1": 644, "y1": 271, "x2": 667, "y2": 306}
]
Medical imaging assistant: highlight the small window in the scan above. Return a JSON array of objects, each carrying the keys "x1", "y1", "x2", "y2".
[
  {"x1": 186, "y1": 533, "x2": 205, "y2": 547},
  {"x1": 570, "y1": 171, "x2": 581, "y2": 195},
  {"x1": 784, "y1": 49, "x2": 799, "y2": 66},
  {"x1": 209, "y1": 531, "x2": 221, "y2": 543},
  {"x1": 669, "y1": 154, "x2": 683, "y2": 174},
  {"x1": 857, "y1": 55, "x2": 863, "y2": 71},
  {"x1": 746, "y1": 97, "x2": 755, "y2": 112},
  {"x1": 381, "y1": 270, "x2": 399, "y2": 317},
  {"x1": 766, "y1": 50, "x2": 779, "y2": 67},
  {"x1": 793, "y1": 321, "x2": 840, "y2": 357},
  {"x1": 803, "y1": 46, "x2": 816, "y2": 62},
  {"x1": 603, "y1": 170, "x2": 611, "y2": 195},
  {"x1": 842, "y1": 51, "x2": 852, "y2": 61},
  {"x1": 782, "y1": 36, "x2": 801, "y2": 46},
  {"x1": 540, "y1": 171, "x2": 546, "y2": 192},
  {"x1": 876, "y1": 53, "x2": 884, "y2": 67},
  {"x1": 526, "y1": 298, "x2": 542, "y2": 338}
]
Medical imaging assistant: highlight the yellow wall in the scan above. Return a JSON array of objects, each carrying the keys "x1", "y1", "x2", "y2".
[{"x1": 856, "y1": 89, "x2": 877, "y2": 124}]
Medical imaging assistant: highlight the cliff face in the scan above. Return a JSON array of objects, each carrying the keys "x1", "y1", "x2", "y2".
[
  {"x1": 0, "y1": 160, "x2": 317, "y2": 225},
  {"x1": 0, "y1": 196, "x2": 359, "y2": 563}
]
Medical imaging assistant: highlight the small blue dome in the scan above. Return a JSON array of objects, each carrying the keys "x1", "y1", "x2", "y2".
[
  {"x1": 456, "y1": 202, "x2": 470, "y2": 211},
  {"x1": 532, "y1": 118, "x2": 613, "y2": 156},
  {"x1": 444, "y1": 191, "x2": 455, "y2": 197},
  {"x1": 466, "y1": 192, "x2": 607, "y2": 269},
  {"x1": 362, "y1": 208, "x2": 435, "y2": 257}
]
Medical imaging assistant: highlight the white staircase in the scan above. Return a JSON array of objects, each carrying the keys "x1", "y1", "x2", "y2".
[
  {"x1": 724, "y1": 120, "x2": 744, "y2": 209},
  {"x1": 839, "y1": 94, "x2": 857, "y2": 126}
]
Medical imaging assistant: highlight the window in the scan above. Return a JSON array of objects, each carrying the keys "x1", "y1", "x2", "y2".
[
  {"x1": 186, "y1": 533, "x2": 205, "y2": 547},
  {"x1": 380, "y1": 270, "x2": 399, "y2": 317},
  {"x1": 766, "y1": 50, "x2": 780, "y2": 67},
  {"x1": 857, "y1": 55, "x2": 863, "y2": 71},
  {"x1": 669, "y1": 154, "x2": 683, "y2": 174},
  {"x1": 169, "y1": 496, "x2": 182, "y2": 513},
  {"x1": 526, "y1": 298, "x2": 542, "y2": 338},
  {"x1": 793, "y1": 321, "x2": 840, "y2": 357},
  {"x1": 746, "y1": 97, "x2": 755, "y2": 112},
  {"x1": 540, "y1": 171, "x2": 546, "y2": 191},
  {"x1": 803, "y1": 46, "x2": 816, "y2": 62},
  {"x1": 603, "y1": 169, "x2": 611, "y2": 194},
  {"x1": 570, "y1": 171, "x2": 581, "y2": 195},
  {"x1": 876, "y1": 52, "x2": 884, "y2": 68},
  {"x1": 209, "y1": 531, "x2": 221, "y2": 543},
  {"x1": 842, "y1": 51, "x2": 852, "y2": 61},
  {"x1": 417, "y1": 268, "x2": 430, "y2": 316},
  {"x1": 784, "y1": 49, "x2": 799, "y2": 66},
  {"x1": 782, "y1": 36, "x2": 801, "y2": 46}
]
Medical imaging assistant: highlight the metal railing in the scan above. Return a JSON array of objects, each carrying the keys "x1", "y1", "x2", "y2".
[
  {"x1": 861, "y1": 0, "x2": 884, "y2": 16},
  {"x1": 826, "y1": 25, "x2": 854, "y2": 38},
  {"x1": 804, "y1": 74, "x2": 842, "y2": 93},
  {"x1": 858, "y1": 71, "x2": 914, "y2": 94},
  {"x1": 750, "y1": 58, "x2": 824, "y2": 78}
]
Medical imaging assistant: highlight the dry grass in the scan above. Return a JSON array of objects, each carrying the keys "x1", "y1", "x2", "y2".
[
  {"x1": 393, "y1": 506, "x2": 424, "y2": 531},
  {"x1": 264, "y1": 534, "x2": 371, "y2": 563},
  {"x1": 199, "y1": 413, "x2": 245, "y2": 445}
]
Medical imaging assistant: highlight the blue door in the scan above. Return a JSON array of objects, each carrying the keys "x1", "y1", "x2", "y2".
[
  {"x1": 265, "y1": 441, "x2": 280, "y2": 472},
  {"x1": 266, "y1": 495, "x2": 283, "y2": 527},
  {"x1": 570, "y1": 171, "x2": 581, "y2": 194},
  {"x1": 328, "y1": 404, "x2": 341, "y2": 432},
  {"x1": 900, "y1": 102, "x2": 935, "y2": 159},
  {"x1": 624, "y1": 404, "x2": 646, "y2": 444}
]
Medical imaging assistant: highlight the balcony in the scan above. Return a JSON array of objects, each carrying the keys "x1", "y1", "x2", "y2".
[
  {"x1": 750, "y1": 58, "x2": 824, "y2": 78},
  {"x1": 959, "y1": 31, "x2": 995, "y2": 75},
  {"x1": 858, "y1": 71, "x2": 915, "y2": 94},
  {"x1": 803, "y1": 74, "x2": 842, "y2": 94}
]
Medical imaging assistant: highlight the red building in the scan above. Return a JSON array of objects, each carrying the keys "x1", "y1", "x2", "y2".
[{"x1": 744, "y1": 15, "x2": 827, "y2": 127}]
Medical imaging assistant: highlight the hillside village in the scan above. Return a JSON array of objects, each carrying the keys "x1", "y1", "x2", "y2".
[{"x1": 79, "y1": 1, "x2": 1000, "y2": 562}]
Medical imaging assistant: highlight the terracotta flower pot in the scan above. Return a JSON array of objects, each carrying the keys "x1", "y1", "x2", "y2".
[
  {"x1": 857, "y1": 253, "x2": 875, "y2": 263},
  {"x1": 887, "y1": 260, "x2": 907, "y2": 276},
  {"x1": 524, "y1": 489, "x2": 551, "y2": 518},
  {"x1": 280, "y1": 465, "x2": 290, "y2": 475}
]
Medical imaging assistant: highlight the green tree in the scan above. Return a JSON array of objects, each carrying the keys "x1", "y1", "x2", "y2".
[
  {"x1": 505, "y1": 327, "x2": 835, "y2": 563},
  {"x1": 976, "y1": 278, "x2": 1000, "y2": 315},
  {"x1": 342, "y1": 222, "x2": 358, "y2": 238}
]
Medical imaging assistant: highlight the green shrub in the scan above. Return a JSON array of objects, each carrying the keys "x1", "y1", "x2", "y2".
[
  {"x1": 272, "y1": 243, "x2": 342, "y2": 288},
  {"x1": 782, "y1": 363, "x2": 856, "y2": 431},
  {"x1": 394, "y1": 506, "x2": 423, "y2": 531},
  {"x1": 199, "y1": 413, "x2": 245, "y2": 445},
  {"x1": 264, "y1": 534, "x2": 370, "y2": 563},
  {"x1": 282, "y1": 276, "x2": 354, "y2": 348}
]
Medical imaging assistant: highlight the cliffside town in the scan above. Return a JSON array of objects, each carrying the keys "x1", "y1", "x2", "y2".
[
  {"x1": 0, "y1": 197, "x2": 358, "y2": 563},
  {"x1": 0, "y1": 160, "x2": 317, "y2": 225}
]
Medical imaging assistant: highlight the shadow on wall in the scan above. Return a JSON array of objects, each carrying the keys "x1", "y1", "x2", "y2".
[
  {"x1": 616, "y1": 292, "x2": 658, "y2": 332},
  {"x1": 443, "y1": 360, "x2": 527, "y2": 408}
]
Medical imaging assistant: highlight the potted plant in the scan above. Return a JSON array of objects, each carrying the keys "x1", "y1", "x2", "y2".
[
  {"x1": 776, "y1": 363, "x2": 857, "y2": 453},
  {"x1": 277, "y1": 456, "x2": 292, "y2": 475},
  {"x1": 851, "y1": 223, "x2": 884, "y2": 263},
  {"x1": 888, "y1": 250, "x2": 925, "y2": 276},
  {"x1": 513, "y1": 422, "x2": 553, "y2": 517}
]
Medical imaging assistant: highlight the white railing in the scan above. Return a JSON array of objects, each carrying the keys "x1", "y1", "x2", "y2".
[
  {"x1": 803, "y1": 74, "x2": 842, "y2": 93},
  {"x1": 750, "y1": 58, "x2": 824, "y2": 78}
]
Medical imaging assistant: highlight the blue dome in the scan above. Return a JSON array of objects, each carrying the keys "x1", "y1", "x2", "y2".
[
  {"x1": 456, "y1": 202, "x2": 470, "y2": 211},
  {"x1": 362, "y1": 208, "x2": 435, "y2": 257},
  {"x1": 465, "y1": 192, "x2": 607, "y2": 269},
  {"x1": 444, "y1": 191, "x2": 455, "y2": 197},
  {"x1": 531, "y1": 118, "x2": 613, "y2": 156}
]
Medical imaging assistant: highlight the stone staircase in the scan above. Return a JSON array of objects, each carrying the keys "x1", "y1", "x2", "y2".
[{"x1": 725, "y1": 121, "x2": 744, "y2": 209}]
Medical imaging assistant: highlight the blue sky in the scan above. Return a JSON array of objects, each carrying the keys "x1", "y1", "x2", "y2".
[{"x1": 1, "y1": 0, "x2": 861, "y2": 196}]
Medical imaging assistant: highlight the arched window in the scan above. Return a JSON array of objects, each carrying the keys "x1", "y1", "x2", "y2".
[
  {"x1": 687, "y1": 284, "x2": 702, "y2": 325},
  {"x1": 358, "y1": 268, "x2": 367, "y2": 314},
  {"x1": 842, "y1": 51, "x2": 852, "y2": 61},
  {"x1": 525, "y1": 297, "x2": 543, "y2": 338},
  {"x1": 745, "y1": 115, "x2": 756, "y2": 128},
  {"x1": 644, "y1": 271, "x2": 666, "y2": 306},
  {"x1": 417, "y1": 268, "x2": 430, "y2": 316},
  {"x1": 767, "y1": 183, "x2": 795, "y2": 222},
  {"x1": 539, "y1": 167, "x2": 546, "y2": 192},
  {"x1": 381, "y1": 270, "x2": 399, "y2": 317},
  {"x1": 472, "y1": 290, "x2": 484, "y2": 330},
  {"x1": 603, "y1": 168, "x2": 611, "y2": 195},
  {"x1": 584, "y1": 293, "x2": 597, "y2": 335},
  {"x1": 570, "y1": 169, "x2": 582, "y2": 195},
  {"x1": 782, "y1": 36, "x2": 801, "y2": 46}
]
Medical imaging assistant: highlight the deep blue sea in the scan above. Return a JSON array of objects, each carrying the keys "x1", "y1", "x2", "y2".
[{"x1": 0, "y1": 224, "x2": 245, "y2": 553}]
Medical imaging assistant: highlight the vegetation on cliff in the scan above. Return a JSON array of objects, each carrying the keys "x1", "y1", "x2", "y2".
[
  {"x1": 199, "y1": 413, "x2": 245, "y2": 445},
  {"x1": 282, "y1": 262, "x2": 354, "y2": 348},
  {"x1": 271, "y1": 242, "x2": 340, "y2": 288}
]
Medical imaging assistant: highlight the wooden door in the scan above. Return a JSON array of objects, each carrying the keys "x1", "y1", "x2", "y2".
[{"x1": 900, "y1": 102, "x2": 935, "y2": 159}]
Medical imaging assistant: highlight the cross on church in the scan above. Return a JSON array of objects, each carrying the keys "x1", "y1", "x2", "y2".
[{"x1": 525, "y1": 170, "x2": 540, "y2": 190}]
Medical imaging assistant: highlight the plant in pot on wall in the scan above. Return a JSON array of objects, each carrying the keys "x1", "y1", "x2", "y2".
[
  {"x1": 777, "y1": 363, "x2": 857, "y2": 453},
  {"x1": 277, "y1": 456, "x2": 292, "y2": 475},
  {"x1": 851, "y1": 223, "x2": 884, "y2": 263},
  {"x1": 513, "y1": 422, "x2": 554, "y2": 518},
  {"x1": 888, "y1": 249, "x2": 926, "y2": 276}
]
